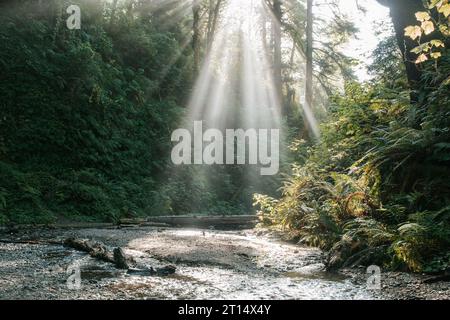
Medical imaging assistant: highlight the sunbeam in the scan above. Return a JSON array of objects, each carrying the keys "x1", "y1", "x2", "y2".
[{"x1": 187, "y1": 0, "x2": 284, "y2": 132}]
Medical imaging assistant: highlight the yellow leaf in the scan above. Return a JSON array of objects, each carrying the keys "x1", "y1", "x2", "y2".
[
  {"x1": 405, "y1": 26, "x2": 422, "y2": 40},
  {"x1": 421, "y1": 20, "x2": 435, "y2": 35},
  {"x1": 439, "y1": 24, "x2": 450, "y2": 36},
  {"x1": 430, "y1": 52, "x2": 442, "y2": 59},
  {"x1": 438, "y1": 3, "x2": 450, "y2": 17},
  {"x1": 431, "y1": 39, "x2": 445, "y2": 48},
  {"x1": 429, "y1": 0, "x2": 443, "y2": 10},
  {"x1": 443, "y1": 76, "x2": 450, "y2": 86},
  {"x1": 415, "y1": 11, "x2": 431, "y2": 21},
  {"x1": 415, "y1": 54, "x2": 428, "y2": 64}
]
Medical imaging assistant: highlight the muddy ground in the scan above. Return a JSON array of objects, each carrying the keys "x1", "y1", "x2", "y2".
[{"x1": 0, "y1": 226, "x2": 448, "y2": 300}]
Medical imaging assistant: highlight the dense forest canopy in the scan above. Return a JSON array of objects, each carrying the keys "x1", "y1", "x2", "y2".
[{"x1": 0, "y1": 0, "x2": 449, "y2": 274}]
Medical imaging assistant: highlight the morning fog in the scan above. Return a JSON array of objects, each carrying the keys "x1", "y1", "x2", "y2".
[{"x1": 171, "y1": 121, "x2": 279, "y2": 176}]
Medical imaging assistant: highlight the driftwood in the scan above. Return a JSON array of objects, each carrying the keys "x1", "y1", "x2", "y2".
[
  {"x1": 143, "y1": 215, "x2": 258, "y2": 229},
  {"x1": 0, "y1": 215, "x2": 257, "y2": 233},
  {"x1": 63, "y1": 238, "x2": 175, "y2": 276},
  {"x1": 0, "y1": 221, "x2": 168, "y2": 233},
  {"x1": 64, "y1": 238, "x2": 119, "y2": 265},
  {"x1": 423, "y1": 272, "x2": 450, "y2": 284},
  {"x1": 0, "y1": 238, "x2": 63, "y2": 245}
]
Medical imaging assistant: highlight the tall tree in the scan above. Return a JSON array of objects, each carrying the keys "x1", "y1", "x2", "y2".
[
  {"x1": 109, "y1": 0, "x2": 119, "y2": 27},
  {"x1": 377, "y1": 0, "x2": 427, "y2": 98},
  {"x1": 192, "y1": 0, "x2": 201, "y2": 75},
  {"x1": 206, "y1": 0, "x2": 223, "y2": 53},
  {"x1": 305, "y1": 0, "x2": 313, "y2": 113},
  {"x1": 272, "y1": 0, "x2": 284, "y2": 115}
]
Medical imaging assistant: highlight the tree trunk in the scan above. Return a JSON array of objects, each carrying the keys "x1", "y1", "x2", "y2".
[
  {"x1": 110, "y1": 0, "x2": 119, "y2": 27},
  {"x1": 272, "y1": 0, "x2": 284, "y2": 115},
  {"x1": 377, "y1": 0, "x2": 425, "y2": 100},
  {"x1": 206, "y1": 0, "x2": 214, "y2": 48},
  {"x1": 302, "y1": 0, "x2": 314, "y2": 138},
  {"x1": 206, "y1": 0, "x2": 222, "y2": 53},
  {"x1": 192, "y1": 0, "x2": 201, "y2": 76},
  {"x1": 126, "y1": 0, "x2": 134, "y2": 16},
  {"x1": 305, "y1": 0, "x2": 313, "y2": 113},
  {"x1": 261, "y1": 11, "x2": 267, "y2": 52}
]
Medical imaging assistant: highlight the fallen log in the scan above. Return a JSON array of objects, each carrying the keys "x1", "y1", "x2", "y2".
[
  {"x1": 0, "y1": 238, "x2": 63, "y2": 245},
  {"x1": 64, "y1": 238, "x2": 117, "y2": 265},
  {"x1": 64, "y1": 238, "x2": 175, "y2": 276},
  {"x1": 143, "y1": 215, "x2": 258, "y2": 230},
  {"x1": 423, "y1": 272, "x2": 450, "y2": 284}
]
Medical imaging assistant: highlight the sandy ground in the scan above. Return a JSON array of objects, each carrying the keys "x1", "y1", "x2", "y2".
[{"x1": 0, "y1": 226, "x2": 448, "y2": 300}]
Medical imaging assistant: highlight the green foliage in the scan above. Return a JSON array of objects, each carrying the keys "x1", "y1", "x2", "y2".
[
  {"x1": 255, "y1": 59, "x2": 450, "y2": 272},
  {"x1": 368, "y1": 30, "x2": 408, "y2": 89},
  {"x1": 0, "y1": 0, "x2": 194, "y2": 224},
  {"x1": 1, "y1": 1, "x2": 449, "y2": 275},
  {"x1": 0, "y1": 0, "x2": 273, "y2": 224}
]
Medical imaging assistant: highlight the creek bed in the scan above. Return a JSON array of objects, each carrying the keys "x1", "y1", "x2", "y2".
[{"x1": 0, "y1": 227, "x2": 446, "y2": 300}]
